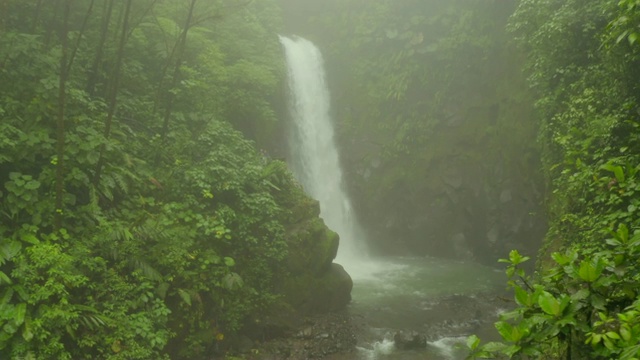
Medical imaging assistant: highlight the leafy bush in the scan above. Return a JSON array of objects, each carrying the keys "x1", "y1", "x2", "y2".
[
  {"x1": 0, "y1": 1, "x2": 304, "y2": 359},
  {"x1": 469, "y1": 1, "x2": 640, "y2": 359},
  {"x1": 468, "y1": 241, "x2": 640, "y2": 359}
]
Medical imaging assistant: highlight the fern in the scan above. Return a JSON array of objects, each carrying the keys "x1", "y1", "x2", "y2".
[
  {"x1": 112, "y1": 171, "x2": 129, "y2": 194},
  {"x1": 129, "y1": 257, "x2": 163, "y2": 282}
]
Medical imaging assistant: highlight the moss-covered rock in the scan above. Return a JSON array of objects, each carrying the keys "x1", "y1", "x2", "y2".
[
  {"x1": 285, "y1": 216, "x2": 339, "y2": 274},
  {"x1": 279, "y1": 263, "x2": 352, "y2": 314},
  {"x1": 252, "y1": 166, "x2": 352, "y2": 337},
  {"x1": 275, "y1": 193, "x2": 351, "y2": 315}
]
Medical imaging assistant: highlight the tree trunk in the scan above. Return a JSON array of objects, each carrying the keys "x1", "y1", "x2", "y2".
[
  {"x1": 54, "y1": 0, "x2": 72, "y2": 230},
  {"x1": 86, "y1": 0, "x2": 115, "y2": 95},
  {"x1": 159, "y1": 0, "x2": 197, "y2": 143},
  {"x1": 67, "y1": 0, "x2": 95, "y2": 74},
  {"x1": 93, "y1": 0, "x2": 132, "y2": 187}
]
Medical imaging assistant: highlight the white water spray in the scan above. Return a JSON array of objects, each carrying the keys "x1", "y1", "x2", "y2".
[{"x1": 279, "y1": 35, "x2": 371, "y2": 278}]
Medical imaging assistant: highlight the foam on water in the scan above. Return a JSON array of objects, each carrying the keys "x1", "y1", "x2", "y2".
[
  {"x1": 428, "y1": 336, "x2": 467, "y2": 359},
  {"x1": 357, "y1": 338, "x2": 396, "y2": 360}
]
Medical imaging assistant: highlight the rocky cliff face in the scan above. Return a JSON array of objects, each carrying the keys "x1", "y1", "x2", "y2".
[
  {"x1": 276, "y1": 0, "x2": 548, "y2": 265},
  {"x1": 337, "y1": 50, "x2": 547, "y2": 265},
  {"x1": 343, "y1": 113, "x2": 547, "y2": 264}
]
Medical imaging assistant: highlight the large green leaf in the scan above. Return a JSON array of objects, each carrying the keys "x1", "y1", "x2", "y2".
[
  {"x1": 222, "y1": 272, "x2": 243, "y2": 290},
  {"x1": 14, "y1": 303, "x2": 26, "y2": 326},
  {"x1": 578, "y1": 258, "x2": 605, "y2": 283},
  {"x1": 0, "y1": 271, "x2": 12, "y2": 285},
  {"x1": 177, "y1": 289, "x2": 192, "y2": 306},
  {"x1": 0, "y1": 240, "x2": 22, "y2": 263},
  {"x1": 495, "y1": 321, "x2": 518, "y2": 342},
  {"x1": 538, "y1": 291, "x2": 561, "y2": 316},
  {"x1": 600, "y1": 163, "x2": 625, "y2": 183},
  {"x1": 620, "y1": 344, "x2": 640, "y2": 360},
  {"x1": 466, "y1": 334, "x2": 480, "y2": 350},
  {"x1": 514, "y1": 285, "x2": 532, "y2": 307},
  {"x1": 22, "y1": 316, "x2": 33, "y2": 342}
]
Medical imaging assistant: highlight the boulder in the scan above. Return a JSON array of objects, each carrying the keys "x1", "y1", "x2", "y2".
[
  {"x1": 393, "y1": 330, "x2": 427, "y2": 350},
  {"x1": 307, "y1": 263, "x2": 353, "y2": 313},
  {"x1": 286, "y1": 216, "x2": 339, "y2": 275},
  {"x1": 248, "y1": 182, "x2": 354, "y2": 342}
]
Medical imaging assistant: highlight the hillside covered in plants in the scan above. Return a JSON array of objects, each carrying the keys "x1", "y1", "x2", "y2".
[
  {"x1": 0, "y1": 1, "x2": 351, "y2": 359},
  {"x1": 467, "y1": 0, "x2": 640, "y2": 359}
]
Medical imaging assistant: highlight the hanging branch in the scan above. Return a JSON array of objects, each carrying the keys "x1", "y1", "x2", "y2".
[
  {"x1": 126, "y1": 0, "x2": 160, "y2": 39},
  {"x1": 151, "y1": 15, "x2": 182, "y2": 115},
  {"x1": 151, "y1": 0, "x2": 252, "y2": 116}
]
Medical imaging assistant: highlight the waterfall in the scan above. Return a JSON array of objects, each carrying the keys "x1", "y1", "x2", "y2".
[{"x1": 279, "y1": 35, "x2": 369, "y2": 277}]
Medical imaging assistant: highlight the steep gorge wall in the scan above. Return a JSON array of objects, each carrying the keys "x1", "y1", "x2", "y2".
[{"x1": 279, "y1": 0, "x2": 547, "y2": 264}]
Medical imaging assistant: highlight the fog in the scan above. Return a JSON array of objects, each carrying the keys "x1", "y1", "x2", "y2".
[
  {"x1": 277, "y1": 1, "x2": 544, "y2": 358},
  {"x1": 6, "y1": 0, "x2": 635, "y2": 359},
  {"x1": 279, "y1": 0, "x2": 545, "y2": 265}
]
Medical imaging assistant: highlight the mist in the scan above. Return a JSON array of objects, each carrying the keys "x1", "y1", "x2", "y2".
[{"x1": 2, "y1": 0, "x2": 639, "y2": 359}]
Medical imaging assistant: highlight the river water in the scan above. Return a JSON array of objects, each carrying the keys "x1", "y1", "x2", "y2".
[{"x1": 332, "y1": 256, "x2": 507, "y2": 360}]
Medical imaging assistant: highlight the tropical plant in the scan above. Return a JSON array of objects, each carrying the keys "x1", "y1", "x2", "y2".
[
  {"x1": 468, "y1": 0, "x2": 640, "y2": 358},
  {"x1": 0, "y1": 0, "x2": 301, "y2": 359}
]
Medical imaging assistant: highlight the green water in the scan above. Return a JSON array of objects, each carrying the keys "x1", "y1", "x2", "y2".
[{"x1": 331, "y1": 256, "x2": 508, "y2": 360}]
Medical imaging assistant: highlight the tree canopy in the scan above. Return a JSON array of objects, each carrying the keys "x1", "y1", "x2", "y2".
[{"x1": 0, "y1": 1, "x2": 315, "y2": 359}]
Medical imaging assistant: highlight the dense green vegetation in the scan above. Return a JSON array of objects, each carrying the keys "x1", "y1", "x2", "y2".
[
  {"x1": 3, "y1": 0, "x2": 640, "y2": 359},
  {"x1": 467, "y1": 0, "x2": 640, "y2": 358},
  {"x1": 0, "y1": 1, "x2": 352, "y2": 359}
]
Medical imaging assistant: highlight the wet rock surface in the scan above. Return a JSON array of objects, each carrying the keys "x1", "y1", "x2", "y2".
[
  {"x1": 419, "y1": 293, "x2": 510, "y2": 341},
  {"x1": 393, "y1": 330, "x2": 427, "y2": 350},
  {"x1": 243, "y1": 310, "x2": 358, "y2": 359}
]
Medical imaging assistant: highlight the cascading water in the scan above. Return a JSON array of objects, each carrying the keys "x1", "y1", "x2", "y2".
[
  {"x1": 279, "y1": 35, "x2": 369, "y2": 278},
  {"x1": 280, "y1": 37, "x2": 510, "y2": 360},
  {"x1": 279, "y1": 35, "x2": 508, "y2": 360}
]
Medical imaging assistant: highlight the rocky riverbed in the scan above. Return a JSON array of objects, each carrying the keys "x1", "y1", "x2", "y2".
[
  {"x1": 239, "y1": 310, "x2": 357, "y2": 359},
  {"x1": 237, "y1": 290, "x2": 511, "y2": 360}
]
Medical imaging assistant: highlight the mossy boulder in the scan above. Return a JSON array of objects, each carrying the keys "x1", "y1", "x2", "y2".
[
  {"x1": 277, "y1": 205, "x2": 350, "y2": 314},
  {"x1": 279, "y1": 263, "x2": 353, "y2": 315},
  {"x1": 285, "y1": 216, "x2": 339, "y2": 274},
  {"x1": 256, "y1": 173, "x2": 352, "y2": 335}
]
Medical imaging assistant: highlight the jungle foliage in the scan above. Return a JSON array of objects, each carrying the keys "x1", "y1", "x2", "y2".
[
  {"x1": 469, "y1": 0, "x2": 640, "y2": 358},
  {"x1": 3, "y1": 0, "x2": 640, "y2": 359},
  {"x1": 0, "y1": 1, "x2": 304, "y2": 359}
]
